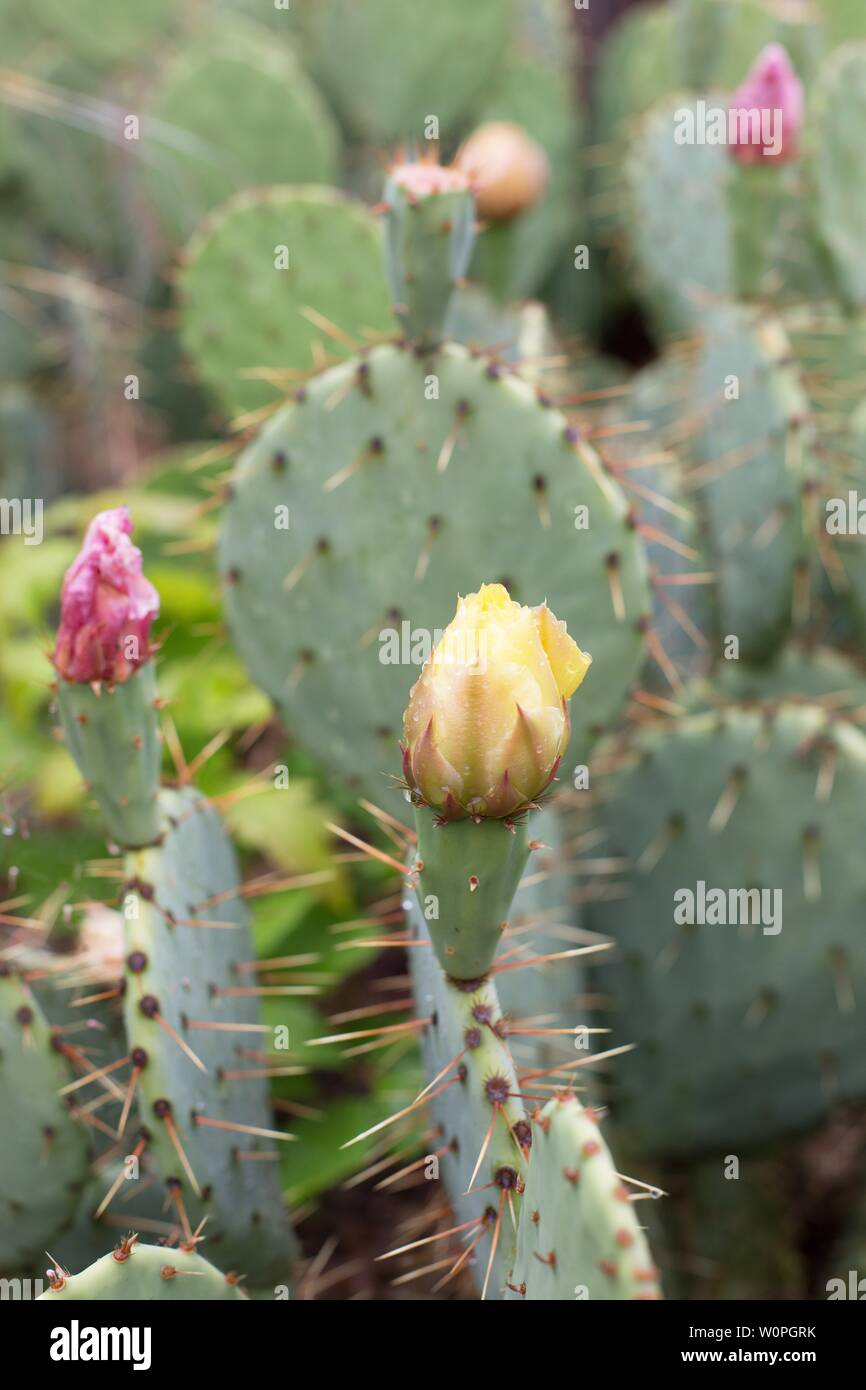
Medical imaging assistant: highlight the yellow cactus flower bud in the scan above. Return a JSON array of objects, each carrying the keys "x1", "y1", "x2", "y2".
[{"x1": 402, "y1": 584, "x2": 591, "y2": 820}]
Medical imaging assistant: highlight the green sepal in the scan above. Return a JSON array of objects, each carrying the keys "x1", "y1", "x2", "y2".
[
  {"x1": 55, "y1": 662, "x2": 161, "y2": 849},
  {"x1": 413, "y1": 806, "x2": 530, "y2": 979}
]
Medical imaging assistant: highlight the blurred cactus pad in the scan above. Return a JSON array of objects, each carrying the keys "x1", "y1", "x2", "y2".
[{"x1": 3, "y1": 0, "x2": 866, "y2": 1310}]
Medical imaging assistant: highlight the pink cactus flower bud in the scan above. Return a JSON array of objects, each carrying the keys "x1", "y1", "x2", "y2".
[
  {"x1": 390, "y1": 160, "x2": 469, "y2": 200},
  {"x1": 53, "y1": 507, "x2": 159, "y2": 685},
  {"x1": 728, "y1": 44, "x2": 804, "y2": 165}
]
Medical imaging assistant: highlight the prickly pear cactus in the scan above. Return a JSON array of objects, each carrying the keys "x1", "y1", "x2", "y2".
[
  {"x1": 219, "y1": 341, "x2": 650, "y2": 813},
  {"x1": 38, "y1": 1238, "x2": 248, "y2": 1300},
  {"x1": 381, "y1": 169, "x2": 475, "y2": 346},
  {"x1": 616, "y1": 23, "x2": 832, "y2": 334},
  {"x1": 55, "y1": 664, "x2": 162, "y2": 850},
  {"x1": 496, "y1": 806, "x2": 592, "y2": 1076},
  {"x1": 122, "y1": 786, "x2": 296, "y2": 1284},
  {"x1": 142, "y1": 20, "x2": 340, "y2": 241},
  {"x1": 408, "y1": 903, "x2": 528, "y2": 1295},
  {"x1": 468, "y1": 0, "x2": 581, "y2": 299},
  {"x1": 690, "y1": 307, "x2": 816, "y2": 662},
  {"x1": 406, "y1": 869, "x2": 656, "y2": 1301},
  {"x1": 624, "y1": 97, "x2": 734, "y2": 336},
  {"x1": 604, "y1": 356, "x2": 715, "y2": 686},
  {"x1": 508, "y1": 1093, "x2": 661, "y2": 1300},
  {"x1": 296, "y1": 0, "x2": 511, "y2": 143},
  {"x1": 29, "y1": 0, "x2": 177, "y2": 67},
  {"x1": 702, "y1": 643, "x2": 866, "y2": 711},
  {"x1": 179, "y1": 188, "x2": 396, "y2": 417},
  {"x1": 587, "y1": 703, "x2": 866, "y2": 1156},
  {"x1": 809, "y1": 44, "x2": 866, "y2": 308},
  {"x1": 0, "y1": 967, "x2": 90, "y2": 1273}
]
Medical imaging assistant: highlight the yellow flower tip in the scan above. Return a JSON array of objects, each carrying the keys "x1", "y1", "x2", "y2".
[
  {"x1": 534, "y1": 602, "x2": 592, "y2": 700},
  {"x1": 474, "y1": 582, "x2": 513, "y2": 610}
]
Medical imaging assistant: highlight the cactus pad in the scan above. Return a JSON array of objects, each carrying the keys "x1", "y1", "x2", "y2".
[
  {"x1": 298, "y1": 0, "x2": 510, "y2": 143},
  {"x1": 219, "y1": 341, "x2": 649, "y2": 814},
  {"x1": 382, "y1": 172, "x2": 475, "y2": 346},
  {"x1": 413, "y1": 810, "x2": 531, "y2": 979},
  {"x1": 142, "y1": 22, "x2": 340, "y2": 241},
  {"x1": 588, "y1": 703, "x2": 866, "y2": 1156},
  {"x1": 469, "y1": 0, "x2": 580, "y2": 299},
  {"x1": 122, "y1": 786, "x2": 295, "y2": 1284},
  {"x1": 690, "y1": 307, "x2": 814, "y2": 661},
  {"x1": 811, "y1": 44, "x2": 866, "y2": 308},
  {"x1": 408, "y1": 902, "x2": 527, "y2": 1296},
  {"x1": 55, "y1": 663, "x2": 162, "y2": 850},
  {"x1": 0, "y1": 968, "x2": 90, "y2": 1273},
  {"x1": 625, "y1": 97, "x2": 733, "y2": 335},
  {"x1": 38, "y1": 1239, "x2": 248, "y2": 1300},
  {"x1": 34, "y1": 0, "x2": 176, "y2": 67},
  {"x1": 179, "y1": 188, "x2": 395, "y2": 417},
  {"x1": 496, "y1": 806, "x2": 592, "y2": 1076},
  {"x1": 508, "y1": 1093, "x2": 662, "y2": 1300}
]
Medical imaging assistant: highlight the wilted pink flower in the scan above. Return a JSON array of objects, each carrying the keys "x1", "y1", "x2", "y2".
[
  {"x1": 53, "y1": 507, "x2": 159, "y2": 685},
  {"x1": 728, "y1": 44, "x2": 804, "y2": 165}
]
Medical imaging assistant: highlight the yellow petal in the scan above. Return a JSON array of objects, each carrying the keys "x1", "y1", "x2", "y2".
[{"x1": 534, "y1": 603, "x2": 592, "y2": 700}]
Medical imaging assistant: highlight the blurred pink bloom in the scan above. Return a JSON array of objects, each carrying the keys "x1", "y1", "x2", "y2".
[
  {"x1": 53, "y1": 507, "x2": 159, "y2": 684},
  {"x1": 390, "y1": 161, "x2": 469, "y2": 199},
  {"x1": 728, "y1": 44, "x2": 804, "y2": 165}
]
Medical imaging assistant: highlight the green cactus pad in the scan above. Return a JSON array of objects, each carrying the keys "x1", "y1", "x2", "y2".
[
  {"x1": 382, "y1": 174, "x2": 475, "y2": 346},
  {"x1": 594, "y1": 6, "x2": 678, "y2": 154},
  {"x1": 826, "y1": 396, "x2": 866, "y2": 635},
  {"x1": 34, "y1": 0, "x2": 177, "y2": 67},
  {"x1": 673, "y1": 0, "x2": 730, "y2": 88},
  {"x1": 297, "y1": 0, "x2": 510, "y2": 143},
  {"x1": 413, "y1": 809, "x2": 531, "y2": 980},
  {"x1": 122, "y1": 786, "x2": 295, "y2": 1284},
  {"x1": 587, "y1": 703, "x2": 866, "y2": 1156},
  {"x1": 8, "y1": 57, "x2": 138, "y2": 268},
  {"x1": 607, "y1": 357, "x2": 715, "y2": 686},
  {"x1": 219, "y1": 341, "x2": 649, "y2": 816},
  {"x1": 0, "y1": 968, "x2": 90, "y2": 1273},
  {"x1": 55, "y1": 662, "x2": 162, "y2": 850},
  {"x1": 496, "y1": 806, "x2": 593, "y2": 1076},
  {"x1": 701, "y1": 643, "x2": 866, "y2": 712},
  {"x1": 508, "y1": 1093, "x2": 662, "y2": 1300},
  {"x1": 626, "y1": 114, "x2": 824, "y2": 328},
  {"x1": 38, "y1": 1240, "x2": 248, "y2": 1300},
  {"x1": 810, "y1": 44, "x2": 866, "y2": 308},
  {"x1": 677, "y1": 0, "x2": 822, "y2": 92},
  {"x1": 445, "y1": 287, "x2": 557, "y2": 369},
  {"x1": 142, "y1": 22, "x2": 340, "y2": 242},
  {"x1": 690, "y1": 307, "x2": 814, "y2": 662},
  {"x1": 179, "y1": 188, "x2": 396, "y2": 417},
  {"x1": 625, "y1": 97, "x2": 733, "y2": 335},
  {"x1": 470, "y1": 0, "x2": 581, "y2": 299},
  {"x1": 407, "y1": 902, "x2": 527, "y2": 1297}
]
